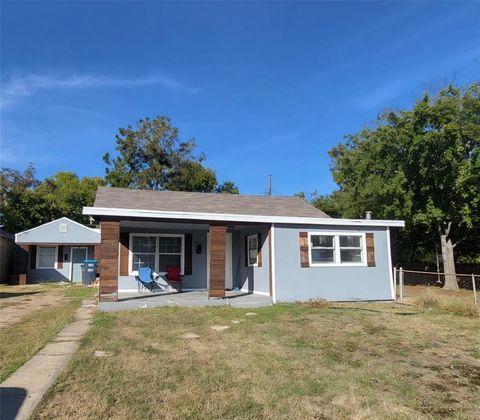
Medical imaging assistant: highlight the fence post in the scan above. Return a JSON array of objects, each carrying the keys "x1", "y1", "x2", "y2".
[
  {"x1": 399, "y1": 267, "x2": 404, "y2": 302},
  {"x1": 472, "y1": 274, "x2": 478, "y2": 309},
  {"x1": 393, "y1": 268, "x2": 397, "y2": 300}
]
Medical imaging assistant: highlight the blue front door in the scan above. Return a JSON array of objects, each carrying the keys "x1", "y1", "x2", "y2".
[{"x1": 71, "y1": 248, "x2": 87, "y2": 282}]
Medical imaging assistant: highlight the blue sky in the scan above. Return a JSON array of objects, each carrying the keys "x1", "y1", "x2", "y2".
[{"x1": 1, "y1": 1, "x2": 479, "y2": 196}]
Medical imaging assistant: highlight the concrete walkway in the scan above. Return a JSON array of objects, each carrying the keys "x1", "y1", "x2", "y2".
[
  {"x1": 0, "y1": 298, "x2": 96, "y2": 420},
  {"x1": 101, "y1": 290, "x2": 272, "y2": 311}
]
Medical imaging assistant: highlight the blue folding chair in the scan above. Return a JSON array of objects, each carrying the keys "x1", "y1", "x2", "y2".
[{"x1": 136, "y1": 267, "x2": 157, "y2": 293}]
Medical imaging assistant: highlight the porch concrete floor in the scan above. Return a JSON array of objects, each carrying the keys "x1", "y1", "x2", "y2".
[{"x1": 99, "y1": 291, "x2": 272, "y2": 311}]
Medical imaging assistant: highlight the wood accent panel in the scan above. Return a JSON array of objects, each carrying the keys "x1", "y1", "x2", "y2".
[
  {"x1": 94, "y1": 245, "x2": 101, "y2": 262},
  {"x1": 119, "y1": 232, "x2": 129, "y2": 276},
  {"x1": 99, "y1": 293, "x2": 118, "y2": 302},
  {"x1": 209, "y1": 225, "x2": 226, "y2": 298},
  {"x1": 366, "y1": 233, "x2": 376, "y2": 267},
  {"x1": 184, "y1": 234, "x2": 192, "y2": 275},
  {"x1": 30, "y1": 245, "x2": 37, "y2": 269},
  {"x1": 299, "y1": 232, "x2": 309, "y2": 268},
  {"x1": 257, "y1": 233, "x2": 262, "y2": 267},
  {"x1": 100, "y1": 221, "x2": 119, "y2": 302},
  {"x1": 57, "y1": 245, "x2": 64, "y2": 269}
]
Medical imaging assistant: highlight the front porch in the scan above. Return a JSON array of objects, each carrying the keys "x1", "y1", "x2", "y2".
[
  {"x1": 98, "y1": 219, "x2": 273, "y2": 304},
  {"x1": 99, "y1": 290, "x2": 273, "y2": 311}
]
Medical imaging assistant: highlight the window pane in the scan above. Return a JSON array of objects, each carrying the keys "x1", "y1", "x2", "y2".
[
  {"x1": 172, "y1": 237, "x2": 181, "y2": 253},
  {"x1": 132, "y1": 236, "x2": 156, "y2": 253},
  {"x1": 341, "y1": 249, "x2": 362, "y2": 262},
  {"x1": 159, "y1": 237, "x2": 181, "y2": 253},
  {"x1": 311, "y1": 235, "x2": 334, "y2": 247},
  {"x1": 158, "y1": 237, "x2": 166, "y2": 253},
  {"x1": 132, "y1": 253, "x2": 156, "y2": 271},
  {"x1": 248, "y1": 235, "x2": 258, "y2": 265},
  {"x1": 311, "y1": 249, "x2": 334, "y2": 263},
  {"x1": 339, "y1": 235, "x2": 361, "y2": 248},
  {"x1": 158, "y1": 254, "x2": 181, "y2": 273},
  {"x1": 39, "y1": 247, "x2": 56, "y2": 267},
  {"x1": 249, "y1": 250, "x2": 257, "y2": 265}
]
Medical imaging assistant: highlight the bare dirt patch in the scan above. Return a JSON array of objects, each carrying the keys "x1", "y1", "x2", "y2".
[{"x1": 0, "y1": 286, "x2": 73, "y2": 329}]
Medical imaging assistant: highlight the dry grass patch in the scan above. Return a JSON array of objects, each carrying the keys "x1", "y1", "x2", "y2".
[
  {"x1": 0, "y1": 284, "x2": 96, "y2": 381},
  {"x1": 32, "y1": 301, "x2": 480, "y2": 419},
  {"x1": 402, "y1": 285, "x2": 479, "y2": 316}
]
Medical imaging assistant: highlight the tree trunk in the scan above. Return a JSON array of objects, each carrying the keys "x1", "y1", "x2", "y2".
[{"x1": 440, "y1": 230, "x2": 458, "y2": 290}]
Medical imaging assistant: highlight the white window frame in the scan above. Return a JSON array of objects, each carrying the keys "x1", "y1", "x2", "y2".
[
  {"x1": 247, "y1": 234, "x2": 259, "y2": 267},
  {"x1": 128, "y1": 233, "x2": 185, "y2": 276},
  {"x1": 308, "y1": 232, "x2": 367, "y2": 267},
  {"x1": 36, "y1": 245, "x2": 58, "y2": 269}
]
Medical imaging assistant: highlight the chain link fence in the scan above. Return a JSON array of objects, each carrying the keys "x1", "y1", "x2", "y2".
[{"x1": 395, "y1": 268, "x2": 479, "y2": 311}]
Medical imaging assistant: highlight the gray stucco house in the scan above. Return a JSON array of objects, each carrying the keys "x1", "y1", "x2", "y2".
[
  {"x1": 15, "y1": 217, "x2": 100, "y2": 283},
  {"x1": 83, "y1": 187, "x2": 404, "y2": 305}
]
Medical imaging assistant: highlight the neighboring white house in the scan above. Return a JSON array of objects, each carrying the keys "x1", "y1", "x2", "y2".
[{"x1": 15, "y1": 217, "x2": 100, "y2": 283}]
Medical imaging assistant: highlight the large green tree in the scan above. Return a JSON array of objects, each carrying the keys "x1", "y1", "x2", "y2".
[
  {"x1": 296, "y1": 191, "x2": 342, "y2": 218},
  {"x1": 0, "y1": 165, "x2": 104, "y2": 232},
  {"x1": 0, "y1": 164, "x2": 42, "y2": 232},
  {"x1": 166, "y1": 161, "x2": 217, "y2": 192},
  {"x1": 329, "y1": 83, "x2": 480, "y2": 289},
  {"x1": 215, "y1": 181, "x2": 240, "y2": 194},
  {"x1": 35, "y1": 172, "x2": 105, "y2": 223},
  {"x1": 103, "y1": 115, "x2": 239, "y2": 193},
  {"x1": 103, "y1": 116, "x2": 198, "y2": 190}
]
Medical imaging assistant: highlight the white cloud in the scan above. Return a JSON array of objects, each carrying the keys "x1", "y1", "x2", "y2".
[{"x1": 0, "y1": 72, "x2": 202, "y2": 108}]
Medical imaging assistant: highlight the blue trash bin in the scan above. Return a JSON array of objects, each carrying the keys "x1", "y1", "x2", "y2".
[{"x1": 82, "y1": 259, "x2": 98, "y2": 285}]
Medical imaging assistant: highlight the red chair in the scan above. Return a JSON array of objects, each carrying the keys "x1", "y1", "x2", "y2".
[{"x1": 166, "y1": 266, "x2": 183, "y2": 292}]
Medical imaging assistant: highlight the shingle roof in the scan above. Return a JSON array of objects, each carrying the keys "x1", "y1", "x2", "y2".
[{"x1": 93, "y1": 187, "x2": 330, "y2": 218}]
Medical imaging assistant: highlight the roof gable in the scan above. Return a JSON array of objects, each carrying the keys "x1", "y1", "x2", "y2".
[{"x1": 15, "y1": 217, "x2": 100, "y2": 244}]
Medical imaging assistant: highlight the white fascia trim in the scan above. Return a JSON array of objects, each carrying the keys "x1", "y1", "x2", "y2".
[
  {"x1": 16, "y1": 241, "x2": 100, "y2": 245},
  {"x1": 15, "y1": 217, "x2": 100, "y2": 243},
  {"x1": 83, "y1": 207, "x2": 405, "y2": 227}
]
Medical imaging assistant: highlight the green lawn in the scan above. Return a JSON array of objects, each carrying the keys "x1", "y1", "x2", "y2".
[
  {"x1": 33, "y1": 300, "x2": 479, "y2": 419},
  {"x1": 0, "y1": 284, "x2": 96, "y2": 382}
]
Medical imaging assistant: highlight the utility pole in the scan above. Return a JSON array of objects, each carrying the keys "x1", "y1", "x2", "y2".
[{"x1": 268, "y1": 175, "x2": 272, "y2": 196}]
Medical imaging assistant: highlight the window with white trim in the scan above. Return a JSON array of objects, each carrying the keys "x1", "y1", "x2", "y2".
[
  {"x1": 130, "y1": 234, "x2": 184, "y2": 275},
  {"x1": 131, "y1": 236, "x2": 156, "y2": 273},
  {"x1": 310, "y1": 235, "x2": 335, "y2": 263},
  {"x1": 309, "y1": 233, "x2": 365, "y2": 266},
  {"x1": 247, "y1": 234, "x2": 259, "y2": 266},
  {"x1": 339, "y1": 235, "x2": 363, "y2": 263},
  {"x1": 158, "y1": 236, "x2": 182, "y2": 273},
  {"x1": 37, "y1": 246, "x2": 57, "y2": 268}
]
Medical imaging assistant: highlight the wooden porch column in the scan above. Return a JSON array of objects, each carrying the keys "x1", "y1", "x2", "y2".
[
  {"x1": 209, "y1": 225, "x2": 226, "y2": 298},
  {"x1": 99, "y1": 221, "x2": 119, "y2": 302}
]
